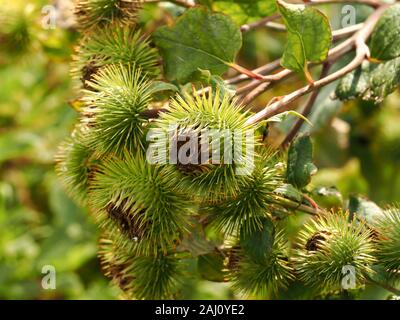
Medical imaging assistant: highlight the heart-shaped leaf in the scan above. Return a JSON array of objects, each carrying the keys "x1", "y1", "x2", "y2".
[
  {"x1": 153, "y1": 8, "x2": 242, "y2": 83},
  {"x1": 277, "y1": 0, "x2": 332, "y2": 80}
]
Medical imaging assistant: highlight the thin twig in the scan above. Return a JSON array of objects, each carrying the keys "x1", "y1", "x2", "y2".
[
  {"x1": 235, "y1": 25, "x2": 361, "y2": 100},
  {"x1": 281, "y1": 62, "x2": 332, "y2": 147},
  {"x1": 145, "y1": 0, "x2": 196, "y2": 8},
  {"x1": 261, "y1": 22, "x2": 363, "y2": 40},
  {"x1": 241, "y1": 13, "x2": 281, "y2": 32},
  {"x1": 273, "y1": 196, "x2": 325, "y2": 215},
  {"x1": 226, "y1": 59, "x2": 282, "y2": 85},
  {"x1": 333, "y1": 23, "x2": 364, "y2": 40},
  {"x1": 237, "y1": 69, "x2": 292, "y2": 103},
  {"x1": 309, "y1": 0, "x2": 382, "y2": 9},
  {"x1": 263, "y1": 22, "x2": 287, "y2": 32}
]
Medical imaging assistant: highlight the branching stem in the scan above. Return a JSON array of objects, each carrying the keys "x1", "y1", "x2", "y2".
[
  {"x1": 232, "y1": 24, "x2": 363, "y2": 101},
  {"x1": 272, "y1": 195, "x2": 325, "y2": 215},
  {"x1": 244, "y1": 3, "x2": 390, "y2": 125},
  {"x1": 146, "y1": 0, "x2": 195, "y2": 8}
]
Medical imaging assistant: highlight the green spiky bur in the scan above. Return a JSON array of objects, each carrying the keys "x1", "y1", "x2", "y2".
[
  {"x1": 75, "y1": 0, "x2": 143, "y2": 30},
  {"x1": 99, "y1": 234, "x2": 185, "y2": 299},
  {"x1": 206, "y1": 148, "x2": 285, "y2": 236},
  {"x1": 0, "y1": 6, "x2": 33, "y2": 56},
  {"x1": 154, "y1": 90, "x2": 258, "y2": 203},
  {"x1": 230, "y1": 231, "x2": 293, "y2": 297},
  {"x1": 82, "y1": 64, "x2": 153, "y2": 156},
  {"x1": 90, "y1": 152, "x2": 194, "y2": 255},
  {"x1": 55, "y1": 125, "x2": 98, "y2": 205},
  {"x1": 72, "y1": 26, "x2": 159, "y2": 88},
  {"x1": 375, "y1": 208, "x2": 400, "y2": 275},
  {"x1": 293, "y1": 211, "x2": 376, "y2": 291}
]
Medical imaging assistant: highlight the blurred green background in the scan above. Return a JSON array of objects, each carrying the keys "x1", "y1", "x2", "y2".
[{"x1": 0, "y1": 0, "x2": 399, "y2": 300}]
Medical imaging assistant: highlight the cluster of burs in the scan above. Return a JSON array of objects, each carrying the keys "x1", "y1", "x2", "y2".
[{"x1": 55, "y1": 0, "x2": 400, "y2": 299}]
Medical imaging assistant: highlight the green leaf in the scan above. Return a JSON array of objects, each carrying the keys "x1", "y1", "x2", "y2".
[
  {"x1": 348, "y1": 195, "x2": 384, "y2": 226},
  {"x1": 370, "y1": 4, "x2": 400, "y2": 61},
  {"x1": 286, "y1": 135, "x2": 318, "y2": 189},
  {"x1": 335, "y1": 62, "x2": 370, "y2": 101},
  {"x1": 197, "y1": 251, "x2": 226, "y2": 282},
  {"x1": 277, "y1": 0, "x2": 332, "y2": 76},
  {"x1": 198, "y1": 68, "x2": 236, "y2": 97},
  {"x1": 366, "y1": 58, "x2": 400, "y2": 101},
  {"x1": 149, "y1": 81, "x2": 180, "y2": 101},
  {"x1": 240, "y1": 217, "x2": 275, "y2": 264},
  {"x1": 274, "y1": 183, "x2": 303, "y2": 202},
  {"x1": 266, "y1": 110, "x2": 313, "y2": 126},
  {"x1": 213, "y1": 0, "x2": 277, "y2": 25},
  {"x1": 149, "y1": 81, "x2": 179, "y2": 94},
  {"x1": 153, "y1": 8, "x2": 242, "y2": 83},
  {"x1": 312, "y1": 187, "x2": 343, "y2": 210},
  {"x1": 336, "y1": 58, "x2": 400, "y2": 103}
]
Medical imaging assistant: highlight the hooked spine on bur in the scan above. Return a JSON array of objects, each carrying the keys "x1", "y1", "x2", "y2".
[{"x1": 74, "y1": 0, "x2": 144, "y2": 30}]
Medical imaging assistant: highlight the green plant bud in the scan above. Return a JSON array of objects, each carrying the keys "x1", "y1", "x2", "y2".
[
  {"x1": 206, "y1": 148, "x2": 284, "y2": 236},
  {"x1": 90, "y1": 152, "x2": 194, "y2": 255},
  {"x1": 99, "y1": 234, "x2": 185, "y2": 299},
  {"x1": 230, "y1": 231, "x2": 293, "y2": 297},
  {"x1": 55, "y1": 125, "x2": 99, "y2": 205},
  {"x1": 75, "y1": 0, "x2": 143, "y2": 30},
  {"x1": 154, "y1": 89, "x2": 258, "y2": 203},
  {"x1": 82, "y1": 64, "x2": 153, "y2": 156},
  {"x1": 293, "y1": 211, "x2": 376, "y2": 290},
  {"x1": 374, "y1": 208, "x2": 400, "y2": 276},
  {"x1": 72, "y1": 26, "x2": 159, "y2": 89}
]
